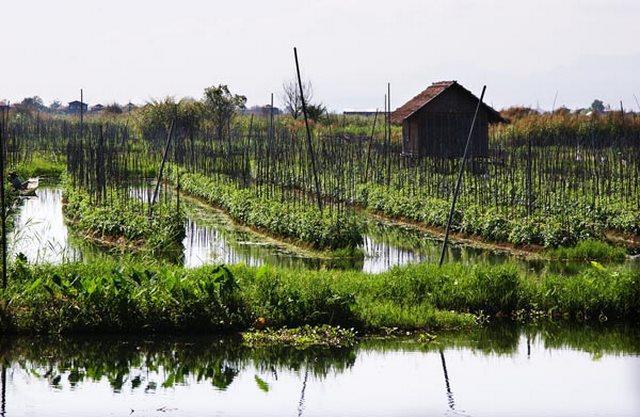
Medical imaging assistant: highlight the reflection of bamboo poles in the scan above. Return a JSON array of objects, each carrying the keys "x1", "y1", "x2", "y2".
[
  {"x1": 439, "y1": 349, "x2": 456, "y2": 411},
  {"x1": 297, "y1": 367, "x2": 309, "y2": 417},
  {"x1": 1, "y1": 364, "x2": 6, "y2": 417}
]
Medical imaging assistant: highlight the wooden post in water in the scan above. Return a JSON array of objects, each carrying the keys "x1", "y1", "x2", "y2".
[
  {"x1": 293, "y1": 47, "x2": 323, "y2": 212},
  {"x1": 526, "y1": 132, "x2": 532, "y2": 216},
  {"x1": 80, "y1": 88, "x2": 84, "y2": 137},
  {"x1": 439, "y1": 86, "x2": 486, "y2": 266},
  {"x1": 363, "y1": 109, "x2": 379, "y2": 183},
  {"x1": 0, "y1": 105, "x2": 7, "y2": 289},
  {"x1": 150, "y1": 119, "x2": 175, "y2": 216},
  {"x1": 176, "y1": 166, "x2": 181, "y2": 213},
  {"x1": 245, "y1": 114, "x2": 254, "y2": 188},
  {"x1": 386, "y1": 83, "x2": 392, "y2": 186}
]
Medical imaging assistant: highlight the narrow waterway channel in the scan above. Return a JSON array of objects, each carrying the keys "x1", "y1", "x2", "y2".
[
  {"x1": 9, "y1": 186, "x2": 521, "y2": 271},
  {"x1": 0, "y1": 324, "x2": 637, "y2": 416}
]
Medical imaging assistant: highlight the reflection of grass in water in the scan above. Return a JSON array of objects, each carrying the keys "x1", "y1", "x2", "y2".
[
  {"x1": 0, "y1": 335, "x2": 356, "y2": 392},
  {"x1": 184, "y1": 197, "x2": 358, "y2": 270},
  {"x1": 366, "y1": 220, "x2": 629, "y2": 276},
  {"x1": 185, "y1": 202, "x2": 293, "y2": 254},
  {"x1": 360, "y1": 322, "x2": 640, "y2": 357},
  {"x1": 365, "y1": 220, "x2": 494, "y2": 261},
  {"x1": 1, "y1": 323, "x2": 636, "y2": 393},
  {"x1": 366, "y1": 220, "x2": 440, "y2": 251}
]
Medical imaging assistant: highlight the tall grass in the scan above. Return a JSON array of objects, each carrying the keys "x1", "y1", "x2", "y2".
[{"x1": 1, "y1": 259, "x2": 637, "y2": 335}]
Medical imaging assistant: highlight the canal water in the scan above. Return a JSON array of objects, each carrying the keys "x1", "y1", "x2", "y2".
[
  {"x1": 9, "y1": 186, "x2": 523, "y2": 272},
  {"x1": 0, "y1": 324, "x2": 637, "y2": 416}
]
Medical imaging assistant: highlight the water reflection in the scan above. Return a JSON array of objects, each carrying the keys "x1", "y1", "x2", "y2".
[
  {"x1": 9, "y1": 188, "x2": 83, "y2": 263},
  {"x1": 0, "y1": 324, "x2": 638, "y2": 416},
  {"x1": 362, "y1": 221, "x2": 513, "y2": 273},
  {"x1": 180, "y1": 201, "x2": 329, "y2": 269},
  {"x1": 9, "y1": 186, "x2": 514, "y2": 272},
  {"x1": 10, "y1": 186, "x2": 637, "y2": 274},
  {"x1": 9, "y1": 187, "x2": 329, "y2": 269},
  {"x1": 1, "y1": 365, "x2": 5, "y2": 417}
]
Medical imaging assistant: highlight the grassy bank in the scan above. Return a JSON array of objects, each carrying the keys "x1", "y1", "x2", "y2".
[
  {"x1": 12, "y1": 155, "x2": 66, "y2": 179},
  {"x1": 62, "y1": 178, "x2": 185, "y2": 255},
  {"x1": 169, "y1": 169, "x2": 363, "y2": 252},
  {"x1": 0, "y1": 259, "x2": 637, "y2": 335},
  {"x1": 545, "y1": 240, "x2": 627, "y2": 262}
]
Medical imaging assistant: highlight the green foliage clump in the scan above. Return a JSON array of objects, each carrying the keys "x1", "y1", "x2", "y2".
[
  {"x1": 3, "y1": 262, "x2": 246, "y2": 333},
  {"x1": 240, "y1": 265, "x2": 356, "y2": 327},
  {"x1": 12, "y1": 154, "x2": 66, "y2": 178},
  {"x1": 546, "y1": 240, "x2": 627, "y2": 262},
  {"x1": 62, "y1": 178, "x2": 185, "y2": 254},
  {"x1": 173, "y1": 170, "x2": 363, "y2": 250},
  {"x1": 527, "y1": 263, "x2": 640, "y2": 319}
]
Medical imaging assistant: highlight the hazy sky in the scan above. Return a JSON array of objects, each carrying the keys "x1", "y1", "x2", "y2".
[{"x1": 2, "y1": 0, "x2": 639, "y2": 111}]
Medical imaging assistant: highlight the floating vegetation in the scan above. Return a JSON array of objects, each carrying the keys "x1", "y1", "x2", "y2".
[{"x1": 242, "y1": 325, "x2": 357, "y2": 348}]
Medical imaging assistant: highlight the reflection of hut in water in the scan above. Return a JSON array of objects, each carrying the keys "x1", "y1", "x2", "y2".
[{"x1": 391, "y1": 81, "x2": 505, "y2": 158}]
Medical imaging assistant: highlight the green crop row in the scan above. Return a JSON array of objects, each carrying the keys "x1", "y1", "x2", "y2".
[
  {"x1": 357, "y1": 184, "x2": 638, "y2": 248},
  {"x1": 62, "y1": 177, "x2": 185, "y2": 254},
  {"x1": 170, "y1": 170, "x2": 363, "y2": 251}
]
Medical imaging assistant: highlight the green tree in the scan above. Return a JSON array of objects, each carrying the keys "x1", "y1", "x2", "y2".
[
  {"x1": 203, "y1": 85, "x2": 246, "y2": 141},
  {"x1": 306, "y1": 103, "x2": 326, "y2": 122},
  {"x1": 591, "y1": 99, "x2": 605, "y2": 114},
  {"x1": 16, "y1": 96, "x2": 46, "y2": 115},
  {"x1": 136, "y1": 97, "x2": 179, "y2": 139},
  {"x1": 104, "y1": 103, "x2": 123, "y2": 114}
]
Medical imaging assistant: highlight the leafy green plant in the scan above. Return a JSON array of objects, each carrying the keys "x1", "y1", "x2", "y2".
[{"x1": 171, "y1": 170, "x2": 363, "y2": 250}]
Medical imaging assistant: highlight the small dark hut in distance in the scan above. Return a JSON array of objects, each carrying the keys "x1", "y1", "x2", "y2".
[
  {"x1": 391, "y1": 81, "x2": 505, "y2": 158},
  {"x1": 68, "y1": 100, "x2": 88, "y2": 114}
]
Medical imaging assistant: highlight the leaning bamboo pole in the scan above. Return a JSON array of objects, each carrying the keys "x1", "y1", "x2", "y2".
[
  {"x1": 439, "y1": 85, "x2": 486, "y2": 266},
  {"x1": 293, "y1": 47, "x2": 323, "y2": 212}
]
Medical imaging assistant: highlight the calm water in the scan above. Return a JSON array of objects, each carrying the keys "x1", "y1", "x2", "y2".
[
  {"x1": 0, "y1": 325, "x2": 638, "y2": 416},
  {"x1": 9, "y1": 186, "x2": 524, "y2": 272}
]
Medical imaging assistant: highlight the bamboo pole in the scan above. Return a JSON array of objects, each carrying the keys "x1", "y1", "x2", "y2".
[
  {"x1": 0, "y1": 106, "x2": 7, "y2": 289},
  {"x1": 439, "y1": 85, "x2": 486, "y2": 266},
  {"x1": 363, "y1": 109, "x2": 379, "y2": 183},
  {"x1": 150, "y1": 119, "x2": 175, "y2": 216},
  {"x1": 386, "y1": 83, "x2": 392, "y2": 186},
  {"x1": 293, "y1": 47, "x2": 323, "y2": 212}
]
